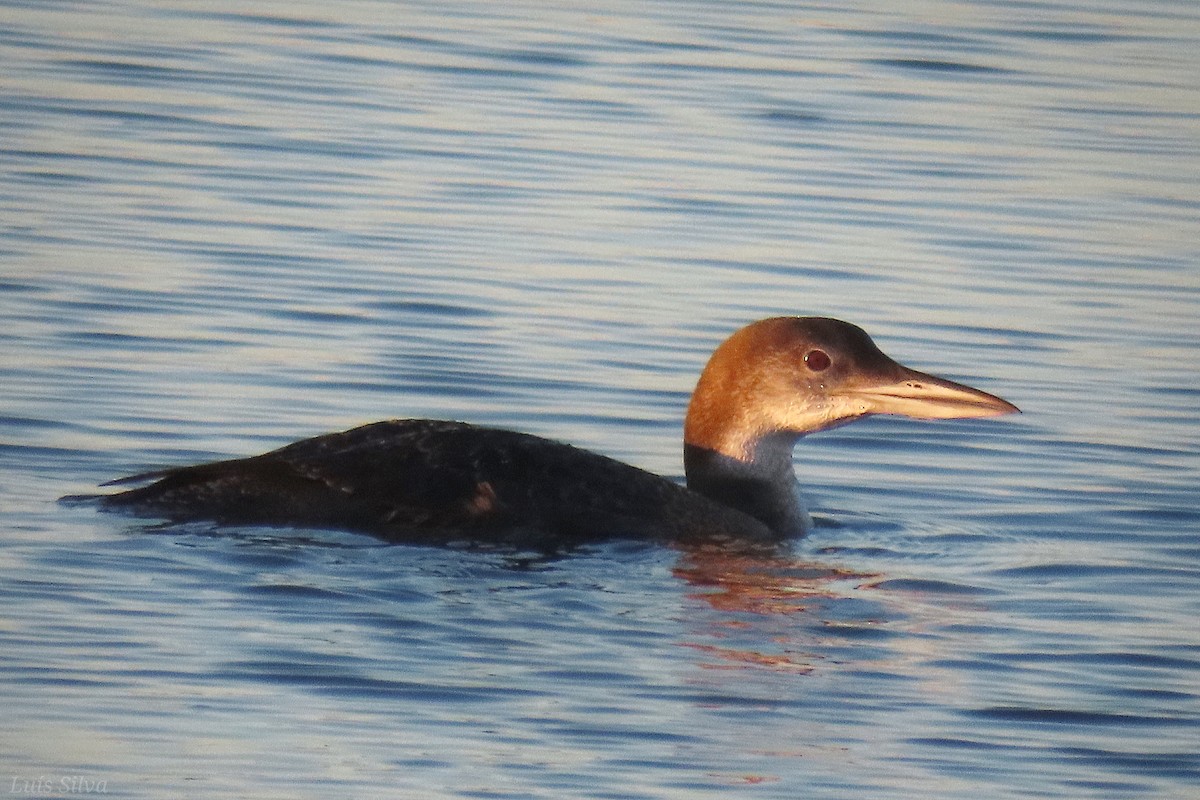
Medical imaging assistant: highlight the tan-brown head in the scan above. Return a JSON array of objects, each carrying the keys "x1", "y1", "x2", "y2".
[{"x1": 684, "y1": 317, "x2": 1018, "y2": 462}]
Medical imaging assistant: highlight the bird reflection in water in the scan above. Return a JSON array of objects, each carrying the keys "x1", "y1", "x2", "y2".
[{"x1": 672, "y1": 542, "x2": 879, "y2": 674}]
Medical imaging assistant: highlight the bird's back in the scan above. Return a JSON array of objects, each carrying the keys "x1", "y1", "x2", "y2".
[{"x1": 100, "y1": 419, "x2": 770, "y2": 545}]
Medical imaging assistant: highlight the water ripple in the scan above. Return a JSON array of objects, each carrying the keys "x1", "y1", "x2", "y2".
[{"x1": 3, "y1": 0, "x2": 1198, "y2": 798}]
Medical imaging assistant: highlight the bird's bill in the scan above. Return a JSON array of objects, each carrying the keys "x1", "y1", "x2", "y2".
[{"x1": 851, "y1": 367, "x2": 1020, "y2": 420}]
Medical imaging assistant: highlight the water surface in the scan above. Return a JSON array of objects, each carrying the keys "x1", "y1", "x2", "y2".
[{"x1": 2, "y1": 0, "x2": 1198, "y2": 797}]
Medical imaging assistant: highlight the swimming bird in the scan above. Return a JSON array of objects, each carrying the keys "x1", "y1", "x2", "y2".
[{"x1": 93, "y1": 317, "x2": 1018, "y2": 544}]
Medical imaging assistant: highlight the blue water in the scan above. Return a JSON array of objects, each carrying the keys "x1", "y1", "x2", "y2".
[{"x1": 2, "y1": 0, "x2": 1199, "y2": 797}]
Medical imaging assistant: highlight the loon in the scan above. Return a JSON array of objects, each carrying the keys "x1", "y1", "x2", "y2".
[{"x1": 92, "y1": 317, "x2": 1018, "y2": 544}]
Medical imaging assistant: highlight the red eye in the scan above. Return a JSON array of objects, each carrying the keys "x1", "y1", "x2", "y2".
[{"x1": 804, "y1": 349, "x2": 831, "y2": 372}]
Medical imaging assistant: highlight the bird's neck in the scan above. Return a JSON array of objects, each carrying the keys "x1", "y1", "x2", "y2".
[
  {"x1": 683, "y1": 432, "x2": 811, "y2": 537},
  {"x1": 681, "y1": 329, "x2": 814, "y2": 536}
]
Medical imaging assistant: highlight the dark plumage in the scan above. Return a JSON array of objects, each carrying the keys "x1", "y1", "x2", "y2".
[{"x1": 98, "y1": 419, "x2": 767, "y2": 544}]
